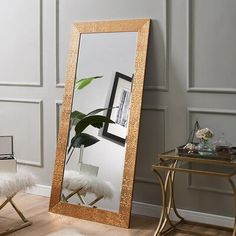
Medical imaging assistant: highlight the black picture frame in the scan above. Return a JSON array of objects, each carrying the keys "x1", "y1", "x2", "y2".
[{"x1": 103, "y1": 72, "x2": 132, "y2": 144}]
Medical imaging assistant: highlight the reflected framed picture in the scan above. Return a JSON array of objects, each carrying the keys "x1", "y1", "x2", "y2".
[{"x1": 103, "y1": 72, "x2": 132, "y2": 144}]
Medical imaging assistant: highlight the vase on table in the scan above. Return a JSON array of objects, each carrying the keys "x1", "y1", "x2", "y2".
[{"x1": 197, "y1": 139, "x2": 213, "y2": 156}]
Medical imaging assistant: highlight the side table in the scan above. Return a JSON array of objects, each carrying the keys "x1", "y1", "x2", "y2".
[{"x1": 152, "y1": 150, "x2": 236, "y2": 236}]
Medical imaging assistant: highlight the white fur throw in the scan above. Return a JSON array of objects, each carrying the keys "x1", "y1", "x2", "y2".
[
  {"x1": 0, "y1": 171, "x2": 36, "y2": 197},
  {"x1": 63, "y1": 170, "x2": 114, "y2": 199}
]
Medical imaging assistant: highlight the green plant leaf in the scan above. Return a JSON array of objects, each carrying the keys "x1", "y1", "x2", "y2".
[
  {"x1": 85, "y1": 107, "x2": 117, "y2": 128},
  {"x1": 70, "y1": 108, "x2": 116, "y2": 128},
  {"x1": 71, "y1": 110, "x2": 86, "y2": 119},
  {"x1": 75, "y1": 76, "x2": 103, "y2": 90},
  {"x1": 75, "y1": 115, "x2": 114, "y2": 135},
  {"x1": 70, "y1": 110, "x2": 86, "y2": 126},
  {"x1": 66, "y1": 133, "x2": 100, "y2": 164},
  {"x1": 71, "y1": 133, "x2": 100, "y2": 148},
  {"x1": 86, "y1": 106, "x2": 118, "y2": 116}
]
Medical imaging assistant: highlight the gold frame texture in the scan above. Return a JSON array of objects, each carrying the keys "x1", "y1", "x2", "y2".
[{"x1": 49, "y1": 19, "x2": 150, "y2": 228}]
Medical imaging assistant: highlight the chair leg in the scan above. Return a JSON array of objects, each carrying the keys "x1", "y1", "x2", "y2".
[
  {"x1": 0, "y1": 195, "x2": 32, "y2": 236},
  {"x1": 0, "y1": 198, "x2": 11, "y2": 210},
  {"x1": 9, "y1": 198, "x2": 28, "y2": 222},
  {"x1": 63, "y1": 188, "x2": 105, "y2": 207},
  {"x1": 77, "y1": 193, "x2": 86, "y2": 205},
  {"x1": 63, "y1": 187, "x2": 84, "y2": 202},
  {"x1": 88, "y1": 196, "x2": 104, "y2": 206}
]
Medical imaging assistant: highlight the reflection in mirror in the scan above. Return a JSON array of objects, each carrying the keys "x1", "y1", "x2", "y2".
[
  {"x1": 49, "y1": 19, "x2": 150, "y2": 228},
  {"x1": 62, "y1": 32, "x2": 137, "y2": 212},
  {"x1": 103, "y1": 72, "x2": 133, "y2": 144}
]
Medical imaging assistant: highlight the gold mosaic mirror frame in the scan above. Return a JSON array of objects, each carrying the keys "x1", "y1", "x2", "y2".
[{"x1": 49, "y1": 19, "x2": 150, "y2": 228}]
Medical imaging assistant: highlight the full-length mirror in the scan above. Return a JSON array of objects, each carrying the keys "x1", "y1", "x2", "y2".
[{"x1": 49, "y1": 19, "x2": 150, "y2": 228}]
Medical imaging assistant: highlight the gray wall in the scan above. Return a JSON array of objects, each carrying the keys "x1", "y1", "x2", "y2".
[{"x1": 0, "y1": 0, "x2": 236, "y2": 219}]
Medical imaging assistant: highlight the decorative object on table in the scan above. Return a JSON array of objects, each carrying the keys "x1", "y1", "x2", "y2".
[
  {"x1": 0, "y1": 159, "x2": 17, "y2": 173},
  {"x1": 195, "y1": 127, "x2": 214, "y2": 156},
  {"x1": 176, "y1": 121, "x2": 236, "y2": 160},
  {"x1": 182, "y1": 142, "x2": 196, "y2": 153},
  {"x1": 177, "y1": 121, "x2": 200, "y2": 155},
  {"x1": 213, "y1": 133, "x2": 231, "y2": 157},
  {"x1": 231, "y1": 147, "x2": 236, "y2": 160},
  {"x1": 0, "y1": 136, "x2": 17, "y2": 173},
  {"x1": 0, "y1": 170, "x2": 36, "y2": 235},
  {"x1": 177, "y1": 121, "x2": 214, "y2": 156},
  {"x1": 102, "y1": 72, "x2": 132, "y2": 144}
]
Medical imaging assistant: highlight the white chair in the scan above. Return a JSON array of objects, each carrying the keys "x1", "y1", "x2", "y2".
[
  {"x1": 0, "y1": 171, "x2": 35, "y2": 235},
  {"x1": 62, "y1": 164, "x2": 114, "y2": 207}
]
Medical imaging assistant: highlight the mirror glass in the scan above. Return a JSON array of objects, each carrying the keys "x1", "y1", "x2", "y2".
[
  {"x1": 49, "y1": 19, "x2": 150, "y2": 228},
  {"x1": 62, "y1": 32, "x2": 137, "y2": 212}
]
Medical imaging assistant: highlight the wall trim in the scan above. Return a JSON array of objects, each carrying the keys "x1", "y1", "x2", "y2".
[
  {"x1": 55, "y1": 100, "x2": 63, "y2": 139},
  {"x1": 144, "y1": 0, "x2": 169, "y2": 91},
  {"x1": 0, "y1": 98, "x2": 44, "y2": 167},
  {"x1": 132, "y1": 201, "x2": 234, "y2": 228},
  {"x1": 135, "y1": 106, "x2": 168, "y2": 185},
  {"x1": 142, "y1": 105, "x2": 168, "y2": 152},
  {"x1": 55, "y1": 0, "x2": 63, "y2": 87},
  {"x1": 25, "y1": 184, "x2": 51, "y2": 197},
  {"x1": 26, "y1": 184, "x2": 234, "y2": 228},
  {"x1": 0, "y1": 0, "x2": 43, "y2": 87},
  {"x1": 188, "y1": 175, "x2": 233, "y2": 196},
  {"x1": 188, "y1": 107, "x2": 236, "y2": 115},
  {"x1": 186, "y1": 0, "x2": 236, "y2": 94}
]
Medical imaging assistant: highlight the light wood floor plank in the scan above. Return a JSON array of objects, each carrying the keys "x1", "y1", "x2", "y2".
[{"x1": 0, "y1": 193, "x2": 232, "y2": 235}]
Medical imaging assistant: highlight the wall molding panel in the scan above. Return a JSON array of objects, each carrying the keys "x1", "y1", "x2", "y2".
[
  {"x1": 187, "y1": 107, "x2": 236, "y2": 194},
  {"x1": 55, "y1": 100, "x2": 62, "y2": 139},
  {"x1": 0, "y1": 98, "x2": 43, "y2": 167},
  {"x1": 55, "y1": 0, "x2": 63, "y2": 87},
  {"x1": 0, "y1": 0, "x2": 43, "y2": 87},
  {"x1": 135, "y1": 105, "x2": 168, "y2": 185},
  {"x1": 144, "y1": 0, "x2": 169, "y2": 91},
  {"x1": 187, "y1": 174, "x2": 233, "y2": 196},
  {"x1": 187, "y1": 107, "x2": 236, "y2": 117},
  {"x1": 186, "y1": 0, "x2": 236, "y2": 94},
  {"x1": 142, "y1": 105, "x2": 168, "y2": 151}
]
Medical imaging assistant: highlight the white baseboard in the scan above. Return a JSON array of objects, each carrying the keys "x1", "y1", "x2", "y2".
[
  {"x1": 27, "y1": 185, "x2": 234, "y2": 228},
  {"x1": 25, "y1": 184, "x2": 51, "y2": 197},
  {"x1": 132, "y1": 201, "x2": 234, "y2": 228}
]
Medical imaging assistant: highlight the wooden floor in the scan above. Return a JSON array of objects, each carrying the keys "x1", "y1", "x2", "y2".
[{"x1": 0, "y1": 193, "x2": 232, "y2": 235}]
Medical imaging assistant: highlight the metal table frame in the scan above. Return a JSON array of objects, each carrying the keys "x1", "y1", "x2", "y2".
[{"x1": 152, "y1": 150, "x2": 236, "y2": 236}]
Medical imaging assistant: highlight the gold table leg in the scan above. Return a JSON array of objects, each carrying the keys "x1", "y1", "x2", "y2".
[
  {"x1": 154, "y1": 162, "x2": 236, "y2": 236},
  {"x1": 228, "y1": 178, "x2": 236, "y2": 236},
  {"x1": 154, "y1": 160, "x2": 184, "y2": 236}
]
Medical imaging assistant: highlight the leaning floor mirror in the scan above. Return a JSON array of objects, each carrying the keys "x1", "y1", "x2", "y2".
[{"x1": 49, "y1": 19, "x2": 150, "y2": 228}]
